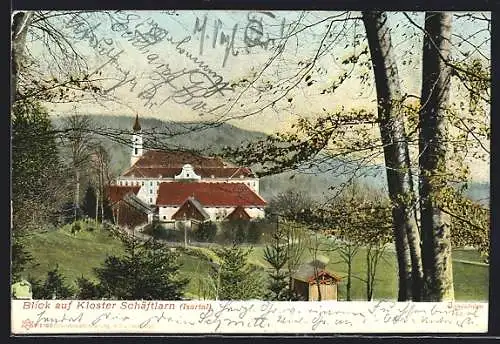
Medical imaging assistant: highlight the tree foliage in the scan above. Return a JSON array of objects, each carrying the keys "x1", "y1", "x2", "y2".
[
  {"x1": 75, "y1": 275, "x2": 101, "y2": 299},
  {"x1": 95, "y1": 238, "x2": 188, "y2": 300},
  {"x1": 11, "y1": 99, "x2": 70, "y2": 281},
  {"x1": 223, "y1": 11, "x2": 489, "y2": 301},
  {"x1": 263, "y1": 232, "x2": 290, "y2": 300},
  {"x1": 12, "y1": 99, "x2": 70, "y2": 231},
  {"x1": 263, "y1": 219, "x2": 302, "y2": 301},
  {"x1": 81, "y1": 184, "x2": 97, "y2": 219},
  {"x1": 37, "y1": 265, "x2": 75, "y2": 299},
  {"x1": 210, "y1": 245, "x2": 265, "y2": 300}
]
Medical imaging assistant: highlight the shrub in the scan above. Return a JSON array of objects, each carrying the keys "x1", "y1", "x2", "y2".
[
  {"x1": 71, "y1": 221, "x2": 81, "y2": 235},
  {"x1": 37, "y1": 265, "x2": 75, "y2": 299},
  {"x1": 193, "y1": 221, "x2": 218, "y2": 242}
]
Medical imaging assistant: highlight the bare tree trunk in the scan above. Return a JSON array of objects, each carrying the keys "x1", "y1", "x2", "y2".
[
  {"x1": 362, "y1": 11, "x2": 424, "y2": 301},
  {"x1": 419, "y1": 12, "x2": 455, "y2": 301},
  {"x1": 366, "y1": 247, "x2": 372, "y2": 301},
  {"x1": 346, "y1": 249, "x2": 352, "y2": 301},
  {"x1": 11, "y1": 11, "x2": 33, "y2": 102},
  {"x1": 95, "y1": 189, "x2": 99, "y2": 224},
  {"x1": 100, "y1": 169, "x2": 105, "y2": 222},
  {"x1": 74, "y1": 169, "x2": 80, "y2": 221}
]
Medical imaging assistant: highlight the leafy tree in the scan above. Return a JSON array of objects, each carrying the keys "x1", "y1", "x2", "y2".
[
  {"x1": 38, "y1": 265, "x2": 75, "y2": 299},
  {"x1": 448, "y1": 191, "x2": 489, "y2": 262},
  {"x1": 81, "y1": 184, "x2": 97, "y2": 220},
  {"x1": 263, "y1": 215, "x2": 306, "y2": 301},
  {"x1": 266, "y1": 189, "x2": 315, "y2": 221},
  {"x1": 95, "y1": 238, "x2": 187, "y2": 300},
  {"x1": 361, "y1": 11, "x2": 424, "y2": 301},
  {"x1": 193, "y1": 221, "x2": 218, "y2": 242},
  {"x1": 12, "y1": 99, "x2": 70, "y2": 232},
  {"x1": 246, "y1": 221, "x2": 263, "y2": 244},
  {"x1": 76, "y1": 276, "x2": 102, "y2": 299},
  {"x1": 263, "y1": 223, "x2": 292, "y2": 300},
  {"x1": 234, "y1": 221, "x2": 248, "y2": 244},
  {"x1": 11, "y1": 237, "x2": 37, "y2": 282},
  {"x1": 219, "y1": 220, "x2": 250, "y2": 244},
  {"x1": 11, "y1": 99, "x2": 70, "y2": 280},
  {"x1": 211, "y1": 245, "x2": 265, "y2": 300},
  {"x1": 12, "y1": 11, "x2": 105, "y2": 104},
  {"x1": 297, "y1": 181, "x2": 393, "y2": 301},
  {"x1": 60, "y1": 114, "x2": 96, "y2": 222},
  {"x1": 223, "y1": 11, "x2": 489, "y2": 302},
  {"x1": 26, "y1": 275, "x2": 43, "y2": 299},
  {"x1": 418, "y1": 12, "x2": 455, "y2": 301},
  {"x1": 101, "y1": 197, "x2": 115, "y2": 223}
]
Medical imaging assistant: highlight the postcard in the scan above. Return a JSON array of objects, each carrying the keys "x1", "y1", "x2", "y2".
[{"x1": 10, "y1": 9, "x2": 490, "y2": 335}]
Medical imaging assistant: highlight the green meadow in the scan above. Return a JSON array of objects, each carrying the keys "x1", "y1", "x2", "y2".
[{"x1": 21, "y1": 225, "x2": 489, "y2": 301}]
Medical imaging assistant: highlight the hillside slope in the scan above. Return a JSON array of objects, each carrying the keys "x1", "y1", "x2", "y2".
[{"x1": 22, "y1": 225, "x2": 489, "y2": 300}]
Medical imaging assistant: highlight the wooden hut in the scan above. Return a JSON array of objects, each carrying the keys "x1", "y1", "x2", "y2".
[{"x1": 292, "y1": 260, "x2": 342, "y2": 301}]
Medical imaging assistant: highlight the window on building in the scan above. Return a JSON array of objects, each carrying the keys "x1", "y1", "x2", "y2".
[
  {"x1": 163, "y1": 216, "x2": 166, "y2": 220},
  {"x1": 125, "y1": 181, "x2": 128, "y2": 186},
  {"x1": 149, "y1": 189, "x2": 152, "y2": 194},
  {"x1": 134, "y1": 148, "x2": 138, "y2": 155},
  {"x1": 150, "y1": 181, "x2": 153, "y2": 186},
  {"x1": 157, "y1": 181, "x2": 160, "y2": 185},
  {"x1": 142, "y1": 181, "x2": 145, "y2": 186},
  {"x1": 149, "y1": 198, "x2": 153, "y2": 203}
]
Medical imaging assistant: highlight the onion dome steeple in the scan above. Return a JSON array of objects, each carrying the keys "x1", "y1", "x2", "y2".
[{"x1": 133, "y1": 113, "x2": 141, "y2": 132}]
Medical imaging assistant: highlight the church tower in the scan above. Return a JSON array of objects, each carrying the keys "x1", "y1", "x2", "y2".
[{"x1": 130, "y1": 114, "x2": 143, "y2": 166}]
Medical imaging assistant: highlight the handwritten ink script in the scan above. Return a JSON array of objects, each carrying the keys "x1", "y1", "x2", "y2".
[
  {"x1": 192, "y1": 11, "x2": 287, "y2": 67},
  {"x1": 11, "y1": 300, "x2": 488, "y2": 334},
  {"x1": 61, "y1": 11, "x2": 234, "y2": 115}
]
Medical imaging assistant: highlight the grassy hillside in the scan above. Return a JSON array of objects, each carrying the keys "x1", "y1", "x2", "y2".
[
  {"x1": 21, "y1": 225, "x2": 489, "y2": 301},
  {"x1": 247, "y1": 245, "x2": 488, "y2": 301},
  {"x1": 22, "y1": 223, "x2": 126, "y2": 285}
]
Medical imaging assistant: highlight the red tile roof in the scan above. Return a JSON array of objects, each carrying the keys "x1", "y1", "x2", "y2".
[
  {"x1": 122, "y1": 166, "x2": 254, "y2": 178},
  {"x1": 131, "y1": 150, "x2": 234, "y2": 168},
  {"x1": 156, "y1": 182, "x2": 267, "y2": 207},
  {"x1": 225, "y1": 206, "x2": 251, "y2": 221},
  {"x1": 106, "y1": 185, "x2": 140, "y2": 204}
]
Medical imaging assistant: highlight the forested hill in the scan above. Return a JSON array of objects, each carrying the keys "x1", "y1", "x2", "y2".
[
  {"x1": 52, "y1": 114, "x2": 267, "y2": 175},
  {"x1": 51, "y1": 115, "x2": 490, "y2": 205}
]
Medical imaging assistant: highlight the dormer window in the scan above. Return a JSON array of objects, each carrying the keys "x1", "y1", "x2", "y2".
[{"x1": 174, "y1": 164, "x2": 201, "y2": 181}]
